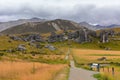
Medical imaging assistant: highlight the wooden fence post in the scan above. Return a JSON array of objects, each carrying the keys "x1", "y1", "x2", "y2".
[
  {"x1": 103, "y1": 67, "x2": 104, "y2": 72},
  {"x1": 112, "y1": 67, "x2": 115, "y2": 76},
  {"x1": 97, "y1": 64, "x2": 100, "y2": 72},
  {"x1": 107, "y1": 67, "x2": 109, "y2": 72}
]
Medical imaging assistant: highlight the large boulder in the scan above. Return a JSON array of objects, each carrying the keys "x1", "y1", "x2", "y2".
[{"x1": 99, "y1": 30, "x2": 109, "y2": 43}]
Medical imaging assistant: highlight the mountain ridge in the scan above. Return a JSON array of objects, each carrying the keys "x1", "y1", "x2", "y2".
[
  {"x1": 0, "y1": 17, "x2": 46, "y2": 32},
  {"x1": 1, "y1": 19, "x2": 85, "y2": 34},
  {"x1": 79, "y1": 21, "x2": 120, "y2": 30}
]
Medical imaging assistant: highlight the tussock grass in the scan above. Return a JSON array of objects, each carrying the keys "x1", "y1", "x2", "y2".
[
  {"x1": 0, "y1": 61, "x2": 67, "y2": 80},
  {"x1": 72, "y1": 49, "x2": 120, "y2": 65}
]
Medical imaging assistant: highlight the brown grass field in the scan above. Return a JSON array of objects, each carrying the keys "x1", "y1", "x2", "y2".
[
  {"x1": 72, "y1": 49, "x2": 120, "y2": 80},
  {"x1": 0, "y1": 61, "x2": 67, "y2": 80},
  {"x1": 72, "y1": 49, "x2": 120, "y2": 64}
]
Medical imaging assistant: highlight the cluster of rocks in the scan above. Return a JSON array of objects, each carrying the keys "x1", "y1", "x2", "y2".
[
  {"x1": 9, "y1": 29, "x2": 97, "y2": 44},
  {"x1": 47, "y1": 28, "x2": 97, "y2": 44},
  {"x1": 8, "y1": 33, "x2": 58, "y2": 53},
  {"x1": 17, "y1": 44, "x2": 56, "y2": 52},
  {"x1": 22, "y1": 34, "x2": 43, "y2": 42},
  {"x1": 6, "y1": 29, "x2": 118, "y2": 54},
  {"x1": 67, "y1": 29, "x2": 96, "y2": 43},
  {"x1": 14, "y1": 44, "x2": 56, "y2": 53},
  {"x1": 48, "y1": 32, "x2": 65, "y2": 42},
  {"x1": 9, "y1": 34, "x2": 44, "y2": 42},
  {"x1": 9, "y1": 29, "x2": 116, "y2": 44}
]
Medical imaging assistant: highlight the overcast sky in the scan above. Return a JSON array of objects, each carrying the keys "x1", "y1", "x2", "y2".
[{"x1": 0, "y1": 0, "x2": 120, "y2": 25}]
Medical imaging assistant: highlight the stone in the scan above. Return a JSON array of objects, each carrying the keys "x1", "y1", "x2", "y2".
[
  {"x1": 45, "y1": 44, "x2": 56, "y2": 51},
  {"x1": 99, "y1": 30, "x2": 109, "y2": 43},
  {"x1": 97, "y1": 57, "x2": 107, "y2": 61},
  {"x1": 17, "y1": 44, "x2": 26, "y2": 51}
]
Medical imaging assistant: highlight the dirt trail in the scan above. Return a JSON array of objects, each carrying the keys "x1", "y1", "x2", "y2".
[{"x1": 68, "y1": 61, "x2": 98, "y2": 80}]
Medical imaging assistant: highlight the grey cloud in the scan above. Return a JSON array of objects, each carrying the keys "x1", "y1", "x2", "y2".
[
  {"x1": 63, "y1": 5, "x2": 120, "y2": 25},
  {"x1": 0, "y1": 2, "x2": 120, "y2": 25}
]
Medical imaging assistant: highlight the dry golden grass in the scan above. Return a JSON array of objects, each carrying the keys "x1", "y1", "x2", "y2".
[
  {"x1": 73, "y1": 49, "x2": 120, "y2": 55},
  {"x1": 39, "y1": 55, "x2": 65, "y2": 60},
  {"x1": 0, "y1": 61, "x2": 67, "y2": 80},
  {"x1": 72, "y1": 49, "x2": 120, "y2": 64}
]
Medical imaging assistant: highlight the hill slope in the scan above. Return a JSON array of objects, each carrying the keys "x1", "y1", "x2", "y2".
[
  {"x1": 0, "y1": 17, "x2": 46, "y2": 32},
  {"x1": 1, "y1": 19, "x2": 85, "y2": 34}
]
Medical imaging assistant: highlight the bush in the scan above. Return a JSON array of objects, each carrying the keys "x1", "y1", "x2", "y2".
[{"x1": 0, "y1": 53, "x2": 4, "y2": 56}]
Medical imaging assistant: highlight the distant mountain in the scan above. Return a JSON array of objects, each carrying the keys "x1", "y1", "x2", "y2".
[
  {"x1": 94, "y1": 25, "x2": 105, "y2": 29},
  {"x1": 79, "y1": 22, "x2": 98, "y2": 30},
  {"x1": 105, "y1": 24, "x2": 120, "y2": 28},
  {"x1": 79, "y1": 22, "x2": 120, "y2": 30},
  {"x1": 1, "y1": 19, "x2": 85, "y2": 34},
  {"x1": 0, "y1": 17, "x2": 46, "y2": 32},
  {"x1": 95, "y1": 24, "x2": 120, "y2": 29}
]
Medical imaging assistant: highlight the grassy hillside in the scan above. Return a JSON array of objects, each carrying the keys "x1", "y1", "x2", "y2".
[
  {"x1": 96, "y1": 27, "x2": 120, "y2": 34},
  {"x1": 1, "y1": 34, "x2": 120, "y2": 52},
  {"x1": 0, "y1": 33, "x2": 120, "y2": 64},
  {"x1": 52, "y1": 39, "x2": 120, "y2": 51},
  {"x1": 0, "y1": 35, "x2": 69, "y2": 64},
  {"x1": 110, "y1": 27, "x2": 120, "y2": 32}
]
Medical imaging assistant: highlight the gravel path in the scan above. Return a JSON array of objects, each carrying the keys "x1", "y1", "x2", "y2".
[{"x1": 68, "y1": 61, "x2": 98, "y2": 80}]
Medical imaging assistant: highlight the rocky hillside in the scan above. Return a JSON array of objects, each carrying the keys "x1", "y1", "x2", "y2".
[{"x1": 1, "y1": 19, "x2": 85, "y2": 34}]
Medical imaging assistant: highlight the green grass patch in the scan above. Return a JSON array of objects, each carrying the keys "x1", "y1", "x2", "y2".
[{"x1": 94, "y1": 74, "x2": 115, "y2": 80}]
